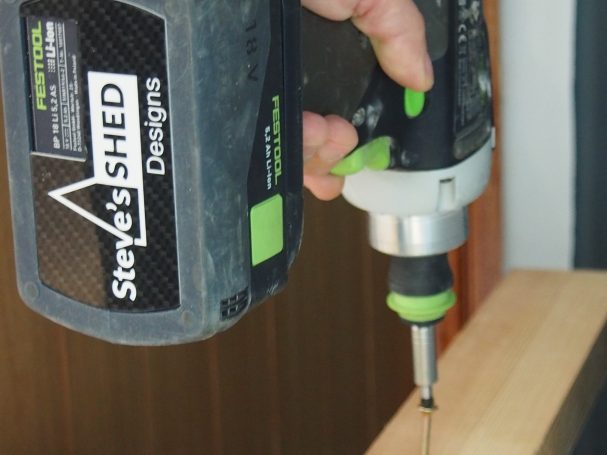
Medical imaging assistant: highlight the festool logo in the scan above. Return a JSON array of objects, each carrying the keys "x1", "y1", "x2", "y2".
[
  {"x1": 272, "y1": 95, "x2": 282, "y2": 185},
  {"x1": 30, "y1": 20, "x2": 47, "y2": 111}
]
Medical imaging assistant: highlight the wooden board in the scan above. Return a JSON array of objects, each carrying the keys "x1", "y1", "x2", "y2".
[{"x1": 367, "y1": 271, "x2": 607, "y2": 455}]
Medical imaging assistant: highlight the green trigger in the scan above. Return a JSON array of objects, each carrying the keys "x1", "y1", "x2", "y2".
[
  {"x1": 330, "y1": 147, "x2": 367, "y2": 176},
  {"x1": 331, "y1": 137, "x2": 392, "y2": 176},
  {"x1": 364, "y1": 137, "x2": 392, "y2": 170}
]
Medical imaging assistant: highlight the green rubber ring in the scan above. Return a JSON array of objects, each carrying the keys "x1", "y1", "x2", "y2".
[{"x1": 387, "y1": 290, "x2": 456, "y2": 323}]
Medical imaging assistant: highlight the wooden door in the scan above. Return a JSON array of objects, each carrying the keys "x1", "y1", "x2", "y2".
[{"x1": 0, "y1": 2, "x2": 501, "y2": 453}]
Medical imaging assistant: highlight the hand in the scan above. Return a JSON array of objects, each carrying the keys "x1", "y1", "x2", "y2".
[{"x1": 302, "y1": 0, "x2": 434, "y2": 201}]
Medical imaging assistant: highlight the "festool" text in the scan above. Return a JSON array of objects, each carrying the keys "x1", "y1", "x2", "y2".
[
  {"x1": 272, "y1": 95, "x2": 282, "y2": 186},
  {"x1": 31, "y1": 21, "x2": 47, "y2": 111}
]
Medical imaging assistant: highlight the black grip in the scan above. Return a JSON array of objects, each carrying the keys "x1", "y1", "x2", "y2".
[
  {"x1": 389, "y1": 255, "x2": 453, "y2": 297},
  {"x1": 302, "y1": 0, "x2": 493, "y2": 172},
  {"x1": 414, "y1": 0, "x2": 449, "y2": 60},
  {"x1": 302, "y1": 9, "x2": 376, "y2": 121},
  {"x1": 354, "y1": 0, "x2": 493, "y2": 170}
]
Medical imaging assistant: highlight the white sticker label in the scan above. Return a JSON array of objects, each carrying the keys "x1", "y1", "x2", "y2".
[
  {"x1": 49, "y1": 72, "x2": 147, "y2": 247},
  {"x1": 88, "y1": 72, "x2": 144, "y2": 191}
]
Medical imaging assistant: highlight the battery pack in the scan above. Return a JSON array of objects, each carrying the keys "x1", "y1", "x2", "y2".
[{"x1": 0, "y1": 0, "x2": 303, "y2": 345}]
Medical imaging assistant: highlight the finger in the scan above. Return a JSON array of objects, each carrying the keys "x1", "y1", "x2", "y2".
[
  {"x1": 319, "y1": 114, "x2": 359, "y2": 162},
  {"x1": 302, "y1": 0, "x2": 361, "y2": 20},
  {"x1": 302, "y1": 0, "x2": 433, "y2": 91},
  {"x1": 355, "y1": 0, "x2": 433, "y2": 91},
  {"x1": 303, "y1": 111, "x2": 329, "y2": 160},
  {"x1": 304, "y1": 175, "x2": 345, "y2": 201},
  {"x1": 303, "y1": 111, "x2": 329, "y2": 149},
  {"x1": 304, "y1": 115, "x2": 358, "y2": 176}
]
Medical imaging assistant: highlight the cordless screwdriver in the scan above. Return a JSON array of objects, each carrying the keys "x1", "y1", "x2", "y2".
[{"x1": 303, "y1": 0, "x2": 495, "y2": 439}]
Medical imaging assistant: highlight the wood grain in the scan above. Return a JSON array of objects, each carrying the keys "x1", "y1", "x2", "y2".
[
  {"x1": 0, "y1": 83, "x2": 76, "y2": 454},
  {"x1": 367, "y1": 271, "x2": 607, "y2": 455}
]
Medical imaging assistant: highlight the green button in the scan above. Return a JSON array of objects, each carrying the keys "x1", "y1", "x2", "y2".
[
  {"x1": 250, "y1": 195, "x2": 284, "y2": 266},
  {"x1": 404, "y1": 89, "x2": 426, "y2": 118}
]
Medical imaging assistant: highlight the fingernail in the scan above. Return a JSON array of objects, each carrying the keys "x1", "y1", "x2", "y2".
[{"x1": 424, "y1": 54, "x2": 435, "y2": 88}]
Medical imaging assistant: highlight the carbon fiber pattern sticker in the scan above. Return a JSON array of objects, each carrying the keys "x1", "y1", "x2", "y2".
[{"x1": 21, "y1": 0, "x2": 179, "y2": 312}]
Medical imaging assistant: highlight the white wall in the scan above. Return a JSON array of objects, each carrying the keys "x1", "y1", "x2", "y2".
[{"x1": 500, "y1": 0, "x2": 577, "y2": 270}]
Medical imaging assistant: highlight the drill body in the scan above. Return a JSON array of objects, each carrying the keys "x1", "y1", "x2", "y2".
[
  {"x1": 304, "y1": 0, "x2": 494, "y2": 409},
  {"x1": 0, "y1": 0, "x2": 492, "y2": 370}
]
